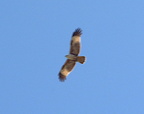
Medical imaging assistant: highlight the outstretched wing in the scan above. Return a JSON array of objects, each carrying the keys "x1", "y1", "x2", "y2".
[
  {"x1": 70, "y1": 28, "x2": 82, "y2": 56},
  {"x1": 58, "y1": 59, "x2": 76, "y2": 81}
]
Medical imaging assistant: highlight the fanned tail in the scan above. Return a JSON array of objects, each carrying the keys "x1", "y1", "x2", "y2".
[{"x1": 77, "y1": 56, "x2": 86, "y2": 64}]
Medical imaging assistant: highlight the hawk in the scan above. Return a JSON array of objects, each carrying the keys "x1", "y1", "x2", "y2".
[{"x1": 58, "y1": 28, "x2": 86, "y2": 81}]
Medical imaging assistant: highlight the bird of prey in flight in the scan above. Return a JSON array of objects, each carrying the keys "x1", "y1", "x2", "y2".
[{"x1": 58, "y1": 28, "x2": 86, "y2": 81}]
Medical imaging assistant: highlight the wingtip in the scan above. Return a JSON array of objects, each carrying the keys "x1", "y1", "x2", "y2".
[
  {"x1": 72, "y1": 28, "x2": 82, "y2": 37},
  {"x1": 58, "y1": 73, "x2": 66, "y2": 82}
]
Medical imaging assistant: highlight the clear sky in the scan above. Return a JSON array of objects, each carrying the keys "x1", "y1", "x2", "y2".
[{"x1": 0, "y1": 0, "x2": 144, "y2": 114}]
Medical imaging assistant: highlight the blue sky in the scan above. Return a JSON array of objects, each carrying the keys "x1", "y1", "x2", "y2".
[{"x1": 0, "y1": 0, "x2": 144, "y2": 114}]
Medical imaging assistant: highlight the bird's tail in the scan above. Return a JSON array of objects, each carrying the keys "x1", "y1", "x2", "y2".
[{"x1": 77, "y1": 56, "x2": 86, "y2": 64}]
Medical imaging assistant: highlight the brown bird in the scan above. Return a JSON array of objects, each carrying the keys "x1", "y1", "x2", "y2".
[{"x1": 58, "y1": 28, "x2": 86, "y2": 81}]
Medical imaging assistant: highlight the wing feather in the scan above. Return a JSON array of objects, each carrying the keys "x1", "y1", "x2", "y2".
[
  {"x1": 70, "y1": 28, "x2": 82, "y2": 56},
  {"x1": 58, "y1": 59, "x2": 76, "y2": 81}
]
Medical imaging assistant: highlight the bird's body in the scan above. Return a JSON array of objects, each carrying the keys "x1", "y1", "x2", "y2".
[
  {"x1": 65, "y1": 54, "x2": 77, "y2": 60},
  {"x1": 58, "y1": 28, "x2": 86, "y2": 81}
]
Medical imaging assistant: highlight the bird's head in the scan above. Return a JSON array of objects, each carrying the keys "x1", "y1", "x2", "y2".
[{"x1": 65, "y1": 55, "x2": 69, "y2": 58}]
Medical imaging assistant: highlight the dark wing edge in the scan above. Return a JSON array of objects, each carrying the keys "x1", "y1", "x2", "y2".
[
  {"x1": 58, "y1": 59, "x2": 76, "y2": 82},
  {"x1": 70, "y1": 28, "x2": 82, "y2": 56},
  {"x1": 58, "y1": 72, "x2": 66, "y2": 82},
  {"x1": 72, "y1": 28, "x2": 82, "y2": 37}
]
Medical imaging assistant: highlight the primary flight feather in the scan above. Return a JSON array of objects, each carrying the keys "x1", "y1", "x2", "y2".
[{"x1": 58, "y1": 28, "x2": 86, "y2": 81}]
